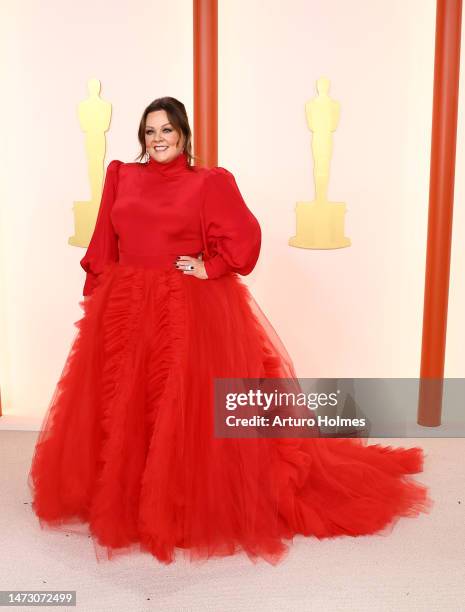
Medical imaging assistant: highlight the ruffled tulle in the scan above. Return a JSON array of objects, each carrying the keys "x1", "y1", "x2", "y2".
[{"x1": 28, "y1": 263, "x2": 433, "y2": 565}]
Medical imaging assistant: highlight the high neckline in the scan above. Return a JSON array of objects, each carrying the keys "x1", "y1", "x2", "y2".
[{"x1": 146, "y1": 150, "x2": 191, "y2": 177}]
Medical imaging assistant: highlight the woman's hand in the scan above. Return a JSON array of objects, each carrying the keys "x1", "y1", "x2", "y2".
[{"x1": 174, "y1": 253, "x2": 208, "y2": 279}]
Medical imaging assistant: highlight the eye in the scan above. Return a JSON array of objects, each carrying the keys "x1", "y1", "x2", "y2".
[{"x1": 145, "y1": 128, "x2": 172, "y2": 135}]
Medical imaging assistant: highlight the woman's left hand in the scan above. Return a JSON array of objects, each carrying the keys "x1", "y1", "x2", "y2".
[{"x1": 175, "y1": 253, "x2": 208, "y2": 279}]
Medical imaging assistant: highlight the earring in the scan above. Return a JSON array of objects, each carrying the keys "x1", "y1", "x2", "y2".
[{"x1": 144, "y1": 152, "x2": 150, "y2": 163}]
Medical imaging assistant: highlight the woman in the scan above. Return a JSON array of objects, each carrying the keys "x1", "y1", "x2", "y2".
[{"x1": 28, "y1": 97, "x2": 432, "y2": 565}]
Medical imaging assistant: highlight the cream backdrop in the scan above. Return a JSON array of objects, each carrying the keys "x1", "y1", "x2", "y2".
[{"x1": 1, "y1": 0, "x2": 464, "y2": 426}]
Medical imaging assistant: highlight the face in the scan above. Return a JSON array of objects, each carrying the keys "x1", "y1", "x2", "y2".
[{"x1": 145, "y1": 110, "x2": 185, "y2": 163}]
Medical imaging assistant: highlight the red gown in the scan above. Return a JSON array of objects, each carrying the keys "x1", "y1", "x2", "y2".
[{"x1": 28, "y1": 151, "x2": 432, "y2": 565}]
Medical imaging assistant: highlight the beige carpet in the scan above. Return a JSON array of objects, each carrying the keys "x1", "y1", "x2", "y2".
[{"x1": 0, "y1": 430, "x2": 463, "y2": 612}]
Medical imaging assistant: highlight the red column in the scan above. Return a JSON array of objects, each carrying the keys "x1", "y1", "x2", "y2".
[
  {"x1": 418, "y1": 0, "x2": 462, "y2": 426},
  {"x1": 193, "y1": 0, "x2": 218, "y2": 168}
]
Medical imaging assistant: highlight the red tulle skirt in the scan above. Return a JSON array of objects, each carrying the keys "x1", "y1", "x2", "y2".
[{"x1": 28, "y1": 262, "x2": 433, "y2": 565}]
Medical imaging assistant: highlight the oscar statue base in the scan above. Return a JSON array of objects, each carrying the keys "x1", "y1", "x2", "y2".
[
  {"x1": 68, "y1": 201, "x2": 99, "y2": 247},
  {"x1": 289, "y1": 200, "x2": 351, "y2": 249}
]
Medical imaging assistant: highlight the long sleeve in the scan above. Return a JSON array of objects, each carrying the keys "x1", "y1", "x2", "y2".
[
  {"x1": 201, "y1": 167, "x2": 261, "y2": 279},
  {"x1": 80, "y1": 160, "x2": 121, "y2": 296}
]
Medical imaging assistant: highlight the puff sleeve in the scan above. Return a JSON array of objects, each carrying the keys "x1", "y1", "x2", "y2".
[
  {"x1": 201, "y1": 167, "x2": 261, "y2": 279},
  {"x1": 80, "y1": 160, "x2": 121, "y2": 296}
]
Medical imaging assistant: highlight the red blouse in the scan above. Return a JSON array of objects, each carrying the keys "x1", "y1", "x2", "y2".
[{"x1": 80, "y1": 151, "x2": 262, "y2": 296}]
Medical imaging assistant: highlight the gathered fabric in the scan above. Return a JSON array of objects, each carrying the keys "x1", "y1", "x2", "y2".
[{"x1": 28, "y1": 262, "x2": 432, "y2": 565}]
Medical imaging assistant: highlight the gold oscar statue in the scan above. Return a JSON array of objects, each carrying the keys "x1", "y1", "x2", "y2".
[
  {"x1": 69, "y1": 78, "x2": 112, "y2": 247},
  {"x1": 289, "y1": 77, "x2": 350, "y2": 249}
]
